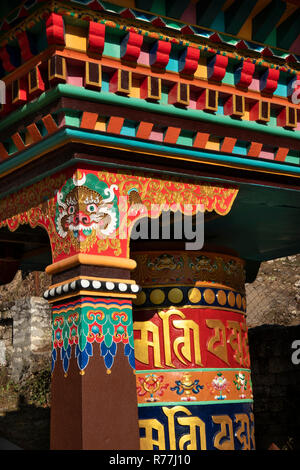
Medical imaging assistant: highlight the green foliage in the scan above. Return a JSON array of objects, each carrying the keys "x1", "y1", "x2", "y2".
[{"x1": 17, "y1": 367, "x2": 51, "y2": 407}]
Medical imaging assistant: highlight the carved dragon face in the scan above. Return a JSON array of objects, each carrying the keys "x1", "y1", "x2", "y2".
[{"x1": 55, "y1": 173, "x2": 119, "y2": 249}]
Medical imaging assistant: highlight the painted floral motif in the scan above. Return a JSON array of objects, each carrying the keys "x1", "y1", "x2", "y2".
[
  {"x1": 52, "y1": 297, "x2": 135, "y2": 375},
  {"x1": 137, "y1": 374, "x2": 169, "y2": 402},
  {"x1": 233, "y1": 371, "x2": 248, "y2": 399},
  {"x1": 208, "y1": 372, "x2": 231, "y2": 400},
  {"x1": 171, "y1": 372, "x2": 204, "y2": 401}
]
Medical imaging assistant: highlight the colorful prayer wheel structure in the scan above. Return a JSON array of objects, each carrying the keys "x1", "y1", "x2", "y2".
[{"x1": 0, "y1": 0, "x2": 299, "y2": 450}]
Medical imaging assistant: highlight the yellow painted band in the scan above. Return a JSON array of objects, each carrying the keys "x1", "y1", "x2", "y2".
[{"x1": 46, "y1": 254, "x2": 137, "y2": 275}]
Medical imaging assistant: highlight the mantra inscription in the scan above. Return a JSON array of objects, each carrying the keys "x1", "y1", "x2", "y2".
[
  {"x1": 139, "y1": 404, "x2": 255, "y2": 450},
  {"x1": 133, "y1": 308, "x2": 250, "y2": 370}
]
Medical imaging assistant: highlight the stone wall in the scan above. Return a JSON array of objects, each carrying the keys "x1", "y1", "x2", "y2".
[
  {"x1": 249, "y1": 324, "x2": 300, "y2": 450},
  {"x1": 0, "y1": 297, "x2": 51, "y2": 381}
]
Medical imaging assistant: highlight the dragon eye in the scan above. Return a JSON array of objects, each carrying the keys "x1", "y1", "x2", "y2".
[
  {"x1": 87, "y1": 204, "x2": 97, "y2": 213},
  {"x1": 68, "y1": 206, "x2": 75, "y2": 215}
]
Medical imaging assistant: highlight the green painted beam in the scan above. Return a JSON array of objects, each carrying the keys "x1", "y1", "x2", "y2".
[
  {"x1": 196, "y1": 0, "x2": 227, "y2": 28},
  {"x1": 277, "y1": 8, "x2": 300, "y2": 50},
  {"x1": 252, "y1": 0, "x2": 286, "y2": 43},
  {"x1": 224, "y1": 0, "x2": 258, "y2": 36}
]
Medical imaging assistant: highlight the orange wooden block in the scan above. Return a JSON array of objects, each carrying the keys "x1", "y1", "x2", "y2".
[
  {"x1": 42, "y1": 114, "x2": 58, "y2": 134},
  {"x1": 193, "y1": 132, "x2": 210, "y2": 149},
  {"x1": 106, "y1": 116, "x2": 124, "y2": 134},
  {"x1": 80, "y1": 112, "x2": 99, "y2": 130},
  {"x1": 275, "y1": 147, "x2": 289, "y2": 162},
  {"x1": 220, "y1": 137, "x2": 236, "y2": 153},
  {"x1": 0, "y1": 143, "x2": 9, "y2": 160},
  {"x1": 12, "y1": 133, "x2": 25, "y2": 151},
  {"x1": 247, "y1": 142, "x2": 263, "y2": 158},
  {"x1": 26, "y1": 124, "x2": 42, "y2": 143},
  {"x1": 136, "y1": 121, "x2": 153, "y2": 140},
  {"x1": 164, "y1": 127, "x2": 181, "y2": 144}
]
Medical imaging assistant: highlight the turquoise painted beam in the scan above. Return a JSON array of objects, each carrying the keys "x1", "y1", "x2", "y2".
[
  {"x1": 1, "y1": 123, "x2": 300, "y2": 195},
  {"x1": 224, "y1": 0, "x2": 258, "y2": 36},
  {"x1": 252, "y1": 0, "x2": 286, "y2": 43},
  {"x1": 1, "y1": 84, "x2": 300, "y2": 146},
  {"x1": 277, "y1": 8, "x2": 300, "y2": 50},
  {"x1": 196, "y1": 0, "x2": 227, "y2": 28}
]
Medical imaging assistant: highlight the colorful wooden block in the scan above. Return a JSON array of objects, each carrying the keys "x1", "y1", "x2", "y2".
[
  {"x1": 149, "y1": 40, "x2": 171, "y2": 69},
  {"x1": 88, "y1": 21, "x2": 105, "y2": 55},
  {"x1": 224, "y1": 95, "x2": 245, "y2": 117},
  {"x1": 168, "y1": 83, "x2": 189, "y2": 107},
  {"x1": 277, "y1": 107, "x2": 297, "y2": 129},
  {"x1": 140, "y1": 76, "x2": 161, "y2": 101},
  {"x1": 48, "y1": 56, "x2": 67, "y2": 84},
  {"x1": 234, "y1": 60, "x2": 255, "y2": 88},
  {"x1": 46, "y1": 13, "x2": 65, "y2": 46},
  {"x1": 260, "y1": 68, "x2": 279, "y2": 94},
  {"x1": 110, "y1": 69, "x2": 132, "y2": 95},
  {"x1": 196, "y1": 89, "x2": 218, "y2": 112},
  {"x1": 164, "y1": 127, "x2": 181, "y2": 144},
  {"x1": 84, "y1": 62, "x2": 102, "y2": 90},
  {"x1": 249, "y1": 101, "x2": 270, "y2": 122},
  {"x1": 120, "y1": 31, "x2": 143, "y2": 62},
  {"x1": 207, "y1": 54, "x2": 228, "y2": 82},
  {"x1": 178, "y1": 46, "x2": 200, "y2": 76},
  {"x1": 28, "y1": 66, "x2": 45, "y2": 97},
  {"x1": 16, "y1": 31, "x2": 33, "y2": 63},
  {"x1": 11, "y1": 78, "x2": 27, "y2": 105}
]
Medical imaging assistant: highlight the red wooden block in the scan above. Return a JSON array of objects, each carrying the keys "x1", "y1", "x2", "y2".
[
  {"x1": 0, "y1": 46, "x2": 15, "y2": 73},
  {"x1": 235, "y1": 60, "x2": 255, "y2": 88},
  {"x1": 120, "y1": 31, "x2": 143, "y2": 62},
  {"x1": 11, "y1": 77, "x2": 27, "y2": 106},
  {"x1": 88, "y1": 22, "x2": 105, "y2": 54},
  {"x1": 223, "y1": 94, "x2": 245, "y2": 117},
  {"x1": 110, "y1": 69, "x2": 131, "y2": 95},
  {"x1": 207, "y1": 54, "x2": 228, "y2": 82},
  {"x1": 249, "y1": 101, "x2": 270, "y2": 122},
  {"x1": 16, "y1": 31, "x2": 33, "y2": 63},
  {"x1": 168, "y1": 83, "x2": 189, "y2": 107},
  {"x1": 140, "y1": 76, "x2": 161, "y2": 101},
  {"x1": 260, "y1": 68, "x2": 279, "y2": 94},
  {"x1": 179, "y1": 46, "x2": 200, "y2": 76},
  {"x1": 28, "y1": 66, "x2": 45, "y2": 97},
  {"x1": 46, "y1": 13, "x2": 65, "y2": 46},
  {"x1": 277, "y1": 106, "x2": 297, "y2": 128},
  {"x1": 149, "y1": 40, "x2": 171, "y2": 69},
  {"x1": 196, "y1": 89, "x2": 218, "y2": 112}
]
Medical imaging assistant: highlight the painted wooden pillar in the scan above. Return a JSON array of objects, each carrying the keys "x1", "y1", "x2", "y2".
[
  {"x1": 132, "y1": 250, "x2": 255, "y2": 450},
  {"x1": 42, "y1": 168, "x2": 140, "y2": 450}
]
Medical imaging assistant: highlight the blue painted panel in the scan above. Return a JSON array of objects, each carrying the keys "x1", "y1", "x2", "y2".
[{"x1": 138, "y1": 401, "x2": 255, "y2": 450}]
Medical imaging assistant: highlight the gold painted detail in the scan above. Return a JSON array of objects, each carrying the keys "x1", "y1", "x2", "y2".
[{"x1": 133, "y1": 285, "x2": 246, "y2": 314}]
